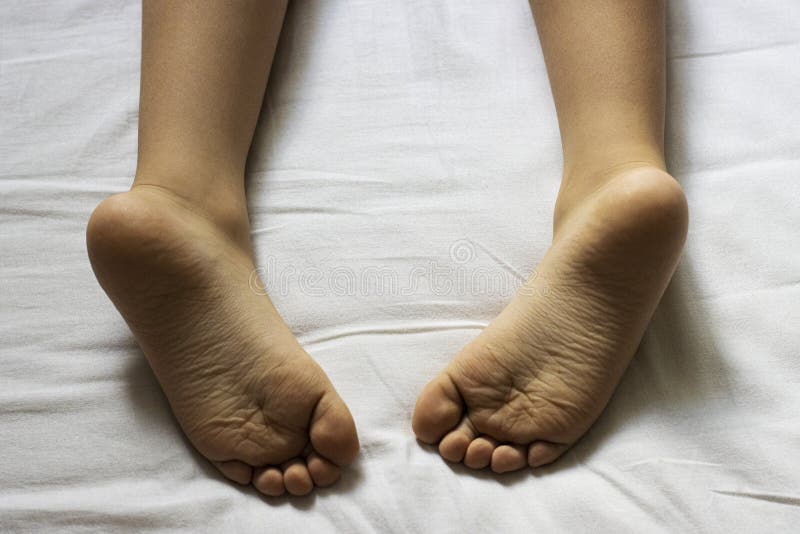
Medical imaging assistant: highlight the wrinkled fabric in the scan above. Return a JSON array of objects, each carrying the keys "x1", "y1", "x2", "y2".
[{"x1": 1, "y1": 0, "x2": 799, "y2": 532}]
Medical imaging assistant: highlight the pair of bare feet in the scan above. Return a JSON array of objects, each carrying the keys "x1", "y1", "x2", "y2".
[{"x1": 86, "y1": 164, "x2": 687, "y2": 497}]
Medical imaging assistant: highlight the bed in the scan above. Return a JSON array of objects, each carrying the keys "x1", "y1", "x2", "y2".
[{"x1": 2, "y1": 0, "x2": 799, "y2": 531}]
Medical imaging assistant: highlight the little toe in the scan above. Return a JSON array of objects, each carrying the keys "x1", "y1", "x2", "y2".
[
  {"x1": 309, "y1": 391, "x2": 360, "y2": 468},
  {"x1": 412, "y1": 372, "x2": 464, "y2": 444},
  {"x1": 253, "y1": 466, "x2": 285, "y2": 497},
  {"x1": 491, "y1": 444, "x2": 528, "y2": 473},
  {"x1": 464, "y1": 436, "x2": 498, "y2": 469},
  {"x1": 307, "y1": 452, "x2": 342, "y2": 487},
  {"x1": 528, "y1": 441, "x2": 570, "y2": 468},
  {"x1": 282, "y1": 458, "x2": 314, "y2": 496},
  {"x1": 213, "y1": 460, "x2": 253, "y2": 485},
  {"x1": 438, "y1": 417, "x2": 478, "y2": 463}
]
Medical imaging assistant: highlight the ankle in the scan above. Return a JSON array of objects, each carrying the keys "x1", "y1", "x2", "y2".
[
  {"x1": 130, "y1": 172, "x2": 252, "y2": 252},
  {"x1": 562, "y1": 141, "x2": 666, "y2": 181},
  {"x1": 555, "y1": 143, "x2": 665, "y2": 217},
  {"x1": 553, "y1": 161, "x2": 686, "y2": 242}
]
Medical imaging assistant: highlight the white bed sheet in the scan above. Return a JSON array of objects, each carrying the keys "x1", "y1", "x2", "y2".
[{"x1": 2, "y1": 0, "x2": 799, "y2": 532}]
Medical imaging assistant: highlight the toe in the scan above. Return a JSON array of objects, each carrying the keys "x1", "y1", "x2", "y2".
[
  {"x1": 309, "y1": 391, "x2": 360, "y2": 467},
  {"x1": 412, "y1": 372, "x2": 464, "y2": 444},
  {"x1": 463, "y1": 436, "x2": 498, "y2": 469},
  {"x1": 528, "y1": 441, "x2": 570, "y2": 468},
  {"x1": 253, "y1": 467, "x2": 285, "y2": 497},
  {"x1": 491, "y1": 444, "x2": 528, "y2": 473},
  {"x1": 283, "y1": 459, "x2": 314, "y2": 496},
  {"x1": 307, "y1": 452, "x2": 342, "y2": 487},
  {"x1": 438, "y1": 417, "x2": 477, "y2": 463},
  {"x1": 213, "y1": 460, "x2": 252, "y2": 485}
]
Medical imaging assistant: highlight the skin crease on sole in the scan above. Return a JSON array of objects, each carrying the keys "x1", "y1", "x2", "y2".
[
  {"x1": 86, "y1": 186, "x2": 359, "y2": 496},
  {"x1": 412, "y1": 165, "x2": 688, "y2": 473}
]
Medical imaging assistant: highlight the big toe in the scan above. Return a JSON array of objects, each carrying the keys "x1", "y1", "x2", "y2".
[
  {"x1": 310, "y1": 390, "x2": 359, "y2": 467},
  {"x1": 412, "y1": 372, "x2": 464, "y2": 444}
]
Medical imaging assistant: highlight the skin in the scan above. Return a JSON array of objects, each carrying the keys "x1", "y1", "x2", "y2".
[
  {"x1": 412, "y1": 0, "x2": 688, "y2": 472},
  {"x1": 87, "y1": 1, "x2": 359, "y2": 497},
  {"x1": 87, "y1": 0, "x2": 688, "y2": 497}
]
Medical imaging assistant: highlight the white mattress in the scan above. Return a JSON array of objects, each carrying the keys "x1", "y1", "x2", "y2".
[{"x1": 2, "y1": 0, "x2": 799, "y2": 531}]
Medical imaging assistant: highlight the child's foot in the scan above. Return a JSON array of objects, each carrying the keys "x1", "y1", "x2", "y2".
[
  {"x1": 87, "y1": 185, "x2": 359, "y2": 496},
  {"x1": 413, "y1": 165, "x2": 687, "y2": 473}
]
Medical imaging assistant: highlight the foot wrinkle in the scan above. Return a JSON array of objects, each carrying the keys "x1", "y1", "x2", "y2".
[
  {"x1": 413, "y1": 166, "x2": 687, "y2": 472},
  {"x1": 86, "y1": 189, "x2": 358, "y2": 494}
]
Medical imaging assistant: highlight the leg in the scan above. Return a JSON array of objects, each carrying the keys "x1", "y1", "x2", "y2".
[
  {"x1": 413, "y1": 0, "x2": 687, "y2": 472},
  {"x1": 87, "y1": 1, "x2": 358, "y2": 496}
]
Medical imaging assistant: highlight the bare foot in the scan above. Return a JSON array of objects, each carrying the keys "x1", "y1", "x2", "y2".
[
  {"x1": 412, "y1": 165, "x2": 687, "y2": 473},
  {"x1": 87, "y1": 186, "x2": 358, "y2": 496}
]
